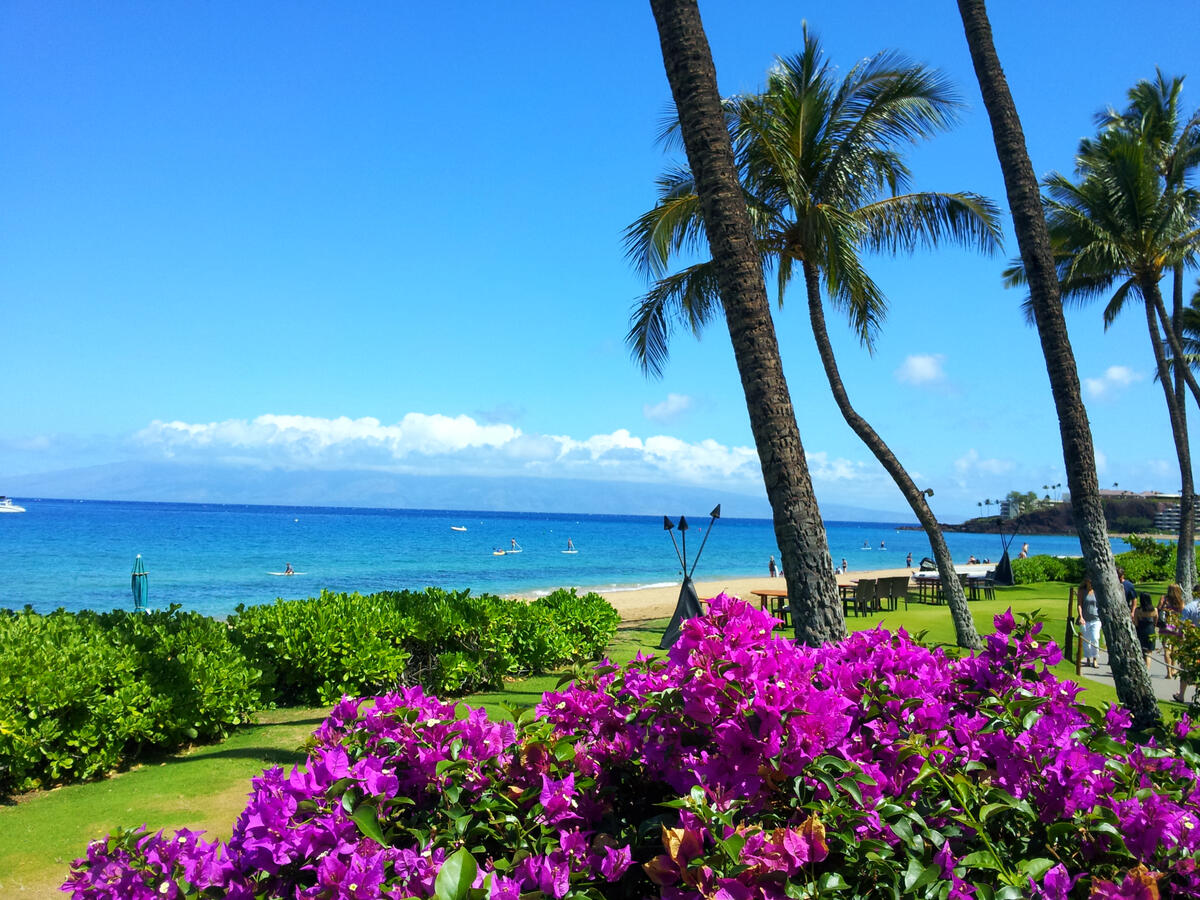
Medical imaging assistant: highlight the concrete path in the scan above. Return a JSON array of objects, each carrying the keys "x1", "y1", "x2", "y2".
[{"x1": 1077, "y1": 643, "x2": 1194, "y2": 705}]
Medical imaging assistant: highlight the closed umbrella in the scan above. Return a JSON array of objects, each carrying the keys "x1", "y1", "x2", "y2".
[{"x1": 131, "y1": 554, "x2": 148, "y2": 611}]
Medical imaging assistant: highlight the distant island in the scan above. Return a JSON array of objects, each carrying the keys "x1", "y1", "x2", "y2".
[{"x1": 936, "y1": 494, "x2": 1171, "y2": 536}]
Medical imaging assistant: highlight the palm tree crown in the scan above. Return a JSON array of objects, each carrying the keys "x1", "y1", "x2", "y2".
[{"x1": 625, "y1": 27, "x2": 1001, "y2": 376}]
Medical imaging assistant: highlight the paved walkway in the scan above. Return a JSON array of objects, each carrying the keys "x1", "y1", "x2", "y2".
[{"x1": 1076, "y1": 643, "x2": 1193, "y2": 704}]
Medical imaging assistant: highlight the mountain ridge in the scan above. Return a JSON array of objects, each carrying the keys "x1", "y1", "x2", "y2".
[{"x1": 4, "y1": 460, "x2": 917, "y2": 523}]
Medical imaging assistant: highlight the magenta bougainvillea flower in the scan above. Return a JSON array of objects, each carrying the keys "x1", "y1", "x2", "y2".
[{"x1": 64, "y1": 596, "x2": 1200, "y2": 899}]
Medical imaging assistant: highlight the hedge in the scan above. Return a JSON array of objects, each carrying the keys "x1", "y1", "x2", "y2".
[
  {"x1": 227, "y1": 587, "x2": 621, "y2": 706},
  {"x1": 1010, "y1": 536, "x2": 1195, "y2": 585},
  {"x1": 0, "y1": 606, "x2": 260, "y2": 796},
  {"x1": 0, "y1": 587, "x2": 619, "y2": 797}
]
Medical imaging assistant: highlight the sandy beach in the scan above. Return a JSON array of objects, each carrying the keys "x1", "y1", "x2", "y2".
[{"x1": 589, "y1": 566, "x2": 916, "y2": 624}]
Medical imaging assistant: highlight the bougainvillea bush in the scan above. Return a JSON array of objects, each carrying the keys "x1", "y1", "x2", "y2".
[{"x1": 64, "y1": 596, "x2": 1200, "y2": 899}]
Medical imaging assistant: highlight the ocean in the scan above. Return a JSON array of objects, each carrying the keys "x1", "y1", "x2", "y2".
[{"x1": 0, "y1": 498, "x2": 1129, "y2": 618}]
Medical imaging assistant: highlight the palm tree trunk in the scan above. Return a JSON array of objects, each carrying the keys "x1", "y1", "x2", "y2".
[
  {"x1": 1141, "y1": 283, "x2": 1196, "y2": 598},
  {"x1": 801, "y1": 262, "x2": 982, "y2": 649},
  {"x1": 957, "y1": 0, "x2": 1158, "y2": 727},
  {"x1": 648, "y1": 0, "x2": 844, "y2": 645},
  {"x1": 1171, "y1": 265, "x2": 1196, "y2": 598},
  {"x1": 1152, "y1": 288, "x2": 1200, "y2": 413}
]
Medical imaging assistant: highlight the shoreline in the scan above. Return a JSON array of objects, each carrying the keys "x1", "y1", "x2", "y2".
[{"x1": 567, "y1": 566, "x2": 916, "y2": 625}]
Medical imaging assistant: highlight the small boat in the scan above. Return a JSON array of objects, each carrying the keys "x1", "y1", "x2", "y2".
[
  {"x1": 0, "y1": 496, "x2": 25, "y2": 513},
  {"x1": 450, "y1": 525, "x2": 467, "y2": 532},
  {"x1": 493, "y1": 549, "x2": 507, "y2": 556}
]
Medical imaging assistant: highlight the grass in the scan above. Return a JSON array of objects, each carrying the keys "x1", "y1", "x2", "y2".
[{"x1": 0, "y1": 583, "x2": 1170, "y2": 896}]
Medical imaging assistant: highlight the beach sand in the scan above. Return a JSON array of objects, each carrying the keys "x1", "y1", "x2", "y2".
[{"x1": 589, "y1": 566, "x2": 916, "y2": 624}]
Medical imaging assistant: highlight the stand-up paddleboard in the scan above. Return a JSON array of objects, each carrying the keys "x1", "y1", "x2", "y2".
[
  {"x1": 562, "y1": 550, "x2": 578, "y2": 554},
  {"x1": 267, "y1": 572, "x2": 306, "y2": 576},
  {"x1": 451, "y1": 526, "x2": 467, "y2": 532}
]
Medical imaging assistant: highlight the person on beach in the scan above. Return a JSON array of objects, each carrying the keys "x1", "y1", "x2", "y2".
[
  {"x1": 1018, "y1": 542, "x2": 1029, "y2": 559},
  {"x1": 768, "y1": 555, "x2": 778, "y2": 578},
  {"x1": 1159, "y1": 584, "x2": 1185, "y2": 678},
  {"x1": 1133, "y1": 592, "x2": 1157, "y2": 667},
  {"x1": 967, "y1": 554, "x2": 979, "y2": 565},
  {"x1": 1076, "y1": 576, "x2": 1100, "y2": 667},
  {"x1": 841, "y1": 557, "x2": 848, "y2": 573},
  {"x1": 906, "y1": 552, "x2": 912, "y2": 568},
  {"x1": 284, "y1": 562, "x2": 293, "y2": 575}
]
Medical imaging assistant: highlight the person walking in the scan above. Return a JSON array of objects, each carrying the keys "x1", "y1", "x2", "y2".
[
  {"x1": 905, "y1": 552, "x2": 913, "y2": 568},
  {"x1": 1159, "y1": 584, "x2": 1185, "y2": 678},
  {"x1": 1172, "y1": 591, "x2": 1200, "y2": 703},
  {"x1": 768, "y1": 555, "x2": 778, "y2": 578},
  {"x1": 1076, "y1": 576, "x2": 1101, "y2": 667},
  {"x1": 1132, "y1": 592, "x2": 1157, "y2": 668},
  {"x1": 1117, "y1": 566, "x2": 1137, "y2": 610}
]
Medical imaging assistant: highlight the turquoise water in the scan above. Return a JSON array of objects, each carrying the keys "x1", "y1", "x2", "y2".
[{"x1": 0, "y1": 498, "x2": 1126, "y2": 618}]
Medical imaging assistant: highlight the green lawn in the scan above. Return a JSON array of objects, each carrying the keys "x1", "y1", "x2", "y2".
[{"x1": 0, "y1": 584, "x2": 1167, "y2": 897}]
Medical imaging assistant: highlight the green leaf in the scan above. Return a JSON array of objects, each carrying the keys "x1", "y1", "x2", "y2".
[
  {"x1": 351, "y1": 801, "x2": 385, "y2": 846},
  {"x1": 909, "y1": 863, "x2": 942, "y2": 893},
  {"x1": 817, "y1": 871, "x2": 849, "y2": 891},
  {"x1": 960, "y1": 850, "x2": 1002, "y2": 871},
  {"x1": 435, "y1": 847, "x2": 479, "y2": 900},
  {"x1": 978, "y1": 802, "x2": 1009, "y2": 823},
  {"x1": 1018, "y1": 858, "x2": 1056, "y2": 880},
  {"x1": 902, "y1": 858, "x2": 925, "y2": 891}
]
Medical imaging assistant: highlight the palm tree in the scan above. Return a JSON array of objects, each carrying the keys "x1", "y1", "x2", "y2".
[
  {"x1": 645, "y1": 0, "x2": 843, "y2": 646},
  {"x1": 626, "y1": 30, "x2": 1002, "y2": 649},
  {"x1": 956, "y1": 0, "x2": 1158, "y2": 727},
  {"x1": 1100, "y1": 72, "x2": 1200, "y2": 412},
  {"x1": 1038, "y1": 112, "x2": 1200, "y2": 596}
]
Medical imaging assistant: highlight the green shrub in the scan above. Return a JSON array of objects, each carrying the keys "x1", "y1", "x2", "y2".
[
  {"x1": 227, "y1": 587, "x2": 621, "y2": 707},
  {"x1": 0, "y1": 606, "x2": 261, "y2": 796},
  {"x1": 1010, "y1": 537, "x2": 1193, "y2": 585},
  {"x1": 0, "y1": 586, "x2": 621, "y2": 797}
]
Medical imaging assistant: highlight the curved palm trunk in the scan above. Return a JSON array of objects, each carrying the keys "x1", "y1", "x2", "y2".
[
  {"x1": 648, "y1": 0, "x2": 844, "y2": 645},
  {"x1": 957, "y1": 0, "x2": 1158, "y2": 727},
  {"x1": 1152, "y1": 266, "x2": 1200, "y2": 412},
  {"x1": 801, "y1": 262, "x2": 982, "y2": 649},
  {"x1": 1142, "y1": 285, "x2": 1196, "y2": 598}
]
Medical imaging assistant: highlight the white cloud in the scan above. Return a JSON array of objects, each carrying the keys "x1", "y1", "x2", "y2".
[
  {"x1": 643, "y1": 393, "x2": 693, "y2": 423},
  {"x1": 1083, "y1": 365, "x2": 1143, "y2": 400},
  {"x1": 953, "y1": 448, "x2": 1015, "y2": 479},
  {"x1": 894, "y1": 354, "x2": 946, "y2": 386},
  {"x1": 806, "y1": 450, "x2": 868, "y2": 482},
  {"x1": 134, "y1": 413, "x2": 764, "y2": 488}
]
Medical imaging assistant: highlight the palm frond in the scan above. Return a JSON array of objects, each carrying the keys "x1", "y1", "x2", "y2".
[
  {"x1": 1101, "y1": 279, "x2": 1137, "y2": 328},
  {"x1": 855, "y1": 191, "x2": 1003, "y2": 256},
  {"x1": 625, "y1": 262, "x2": 723, "y2": 378}
]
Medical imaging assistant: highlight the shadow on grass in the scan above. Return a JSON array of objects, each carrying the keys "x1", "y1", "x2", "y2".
[{"x1": 163, "y1": 746, "x2": 308, "y2": 767}]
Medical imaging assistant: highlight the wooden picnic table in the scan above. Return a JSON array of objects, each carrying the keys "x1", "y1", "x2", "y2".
[{"x1": 749, "y1": 587, "x2": 790, "y2": 626}]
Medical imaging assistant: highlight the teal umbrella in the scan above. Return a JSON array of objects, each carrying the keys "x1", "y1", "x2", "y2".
[{"x1": 131, "y1": 554, "x2": 148, "y2": 611}]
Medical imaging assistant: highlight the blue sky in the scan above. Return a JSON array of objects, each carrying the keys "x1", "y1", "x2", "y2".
[{"x1": 2, "y1": 1, "x2": 1198, "y2": 520}]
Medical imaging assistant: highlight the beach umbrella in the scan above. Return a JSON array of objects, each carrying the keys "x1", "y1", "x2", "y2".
[{"x1": 131, "y1": 554, "x2": 148, "y2": 611}]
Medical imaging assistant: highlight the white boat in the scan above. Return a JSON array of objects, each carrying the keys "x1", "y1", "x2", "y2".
[{"x1": 0, "y1": 496, "x2": 25, "y2": 513}]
